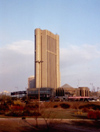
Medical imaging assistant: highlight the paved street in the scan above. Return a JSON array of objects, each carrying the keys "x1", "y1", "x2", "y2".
[{"x1": 0, "y1": 118, "x2": 100, "y2": 132}]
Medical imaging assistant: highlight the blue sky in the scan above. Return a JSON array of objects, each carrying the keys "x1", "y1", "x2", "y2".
[{"x1": 0, "y1": 0, "x2": 100, "y2": 92}]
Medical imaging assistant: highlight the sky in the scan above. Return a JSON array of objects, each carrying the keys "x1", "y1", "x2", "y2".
[{"x1": 0, "y1": 0, "x2": 100, "y2": 92}]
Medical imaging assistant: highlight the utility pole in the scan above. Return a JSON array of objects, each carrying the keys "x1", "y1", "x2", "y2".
[{"x1": 35, "y1": 60, "x2": 43, "y2": 112}]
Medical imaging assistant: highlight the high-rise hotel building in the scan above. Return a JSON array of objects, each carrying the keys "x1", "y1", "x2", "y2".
[{"x1": 35, "y1": 28, "x2": 60, "y2": 89}]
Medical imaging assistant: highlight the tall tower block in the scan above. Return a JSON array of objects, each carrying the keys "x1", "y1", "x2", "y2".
[{"x1": 35, "y1": 28, "x2": 60, "y2": 89}]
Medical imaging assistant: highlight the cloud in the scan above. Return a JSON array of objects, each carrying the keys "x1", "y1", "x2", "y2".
[
  {"x1": 60, "y1": 44, "x2": 100, "y2": 88},
  {"x1": 6, "y1": 40, "x2": 34, "y2": 54},
  {"x1": 0, "y1": 40, "x2": 34, "y2": 92},
  {"x1": 0, "y1": 41, "x2": 100, "y2": 92},
  {"x1": 60, "y1": 44, "x2": 100, "y2": 68}
]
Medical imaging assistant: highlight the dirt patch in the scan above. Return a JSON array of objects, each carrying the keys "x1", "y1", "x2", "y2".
[{"x1": 0, "y1": 118, "x2": 100, "y2": 132}]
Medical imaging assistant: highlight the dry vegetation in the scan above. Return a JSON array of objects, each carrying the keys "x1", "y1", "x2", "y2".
[
  {"x1": 0, "y1": 95, "x2": 100, "y2": 119},
  {"x1": 0, "y1": 95, "x2": 100, "y2": 131}
]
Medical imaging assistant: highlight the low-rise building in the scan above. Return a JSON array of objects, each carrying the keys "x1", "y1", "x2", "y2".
[{"x1": 60, "y1": 84, "x2": 90, "y2": 97}]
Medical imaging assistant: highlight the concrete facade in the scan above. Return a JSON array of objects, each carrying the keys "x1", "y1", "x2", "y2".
[
  {"x1": 35, "y1": 28, "x2": 60, "y2": 89},
  {"x1": 61, "y1": 84, "x2": 90, "y2": 97},
  {"x1": 28, "y1": 76, "x2": 35, "y2": 88},
  {"x1": 79, "y1": 87, "x2": 89, "y2": 97}
]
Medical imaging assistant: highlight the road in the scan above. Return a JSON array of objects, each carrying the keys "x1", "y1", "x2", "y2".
[{"x1": 0, "y1": 118, "x2": 100, "y2": 132}]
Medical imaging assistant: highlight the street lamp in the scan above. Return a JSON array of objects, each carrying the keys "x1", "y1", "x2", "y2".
[{"x1": 35, "y1": 60, "x2": 43, "y2": 112}]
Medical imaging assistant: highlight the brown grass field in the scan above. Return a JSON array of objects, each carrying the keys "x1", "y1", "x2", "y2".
[{"x1": 0, "y1": 101, "x2": 100, "y2": 132}]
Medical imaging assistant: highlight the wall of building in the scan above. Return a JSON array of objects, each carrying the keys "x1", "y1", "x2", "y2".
[
  {"x1": 35, "y1": 28, "x2": 60, "y2": 89},
  {"x1": 79, "y1": 87, "x2": 89, "y2": 96},
  {"x1": 61, "y1": 85, "x2": 90, "y2": 97},
  {"x1": 28, "y1": 76, "x2": 35, "y2": 88}
]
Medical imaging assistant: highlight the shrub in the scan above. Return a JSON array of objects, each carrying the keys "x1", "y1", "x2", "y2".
[
  {"x1": 79, "y1": 104, "x2": 100, "y2": 110},
  {"x1": 22, "y1": 109, "x2": 31, "y2": 116},
  {"x1": 60, "y1": 103, "x2": 70, "y2": 109},
  {"x1": 53, "y1": 105, "x2": 58, "y2": 108},
  {"x1": 88, "y1": 111, "x2": 100, "y2": 120},
  {"x1": 5, "y1": 109, "x2": 41, "y2": 117},
  {"x1": 5, "y1": 111, "x2": 23, "y2": 117},
  {"x1": 25, "y1": 103, "x2": 39, "y2": 110},
  {"x1": 13, "y1": 100, "x2": 21, "y2": 105},
  {"x1": 10, "y1": 105, "x2": 24, "y2": 111},
  {"x1": 0, "y1": 110, "x2": 5, "y2": 115},
  {"x1": 82, "y1": 108, "x2": 89, "y2": 112},
  {"x1": 0, "y1": 104, "x2": 9, "y2": 111}
]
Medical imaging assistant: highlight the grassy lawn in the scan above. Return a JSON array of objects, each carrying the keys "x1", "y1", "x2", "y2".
[
  {"x1": 40, "y1": 108, "x2": 87, "y2": 119},
  {"x1": 0, "y1": 108, "x2": 87, "y2": 119}
]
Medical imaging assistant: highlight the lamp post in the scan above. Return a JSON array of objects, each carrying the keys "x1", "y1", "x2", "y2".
[{"x1": 35, "y1": 60, "x2": 43, "y2": 112}]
